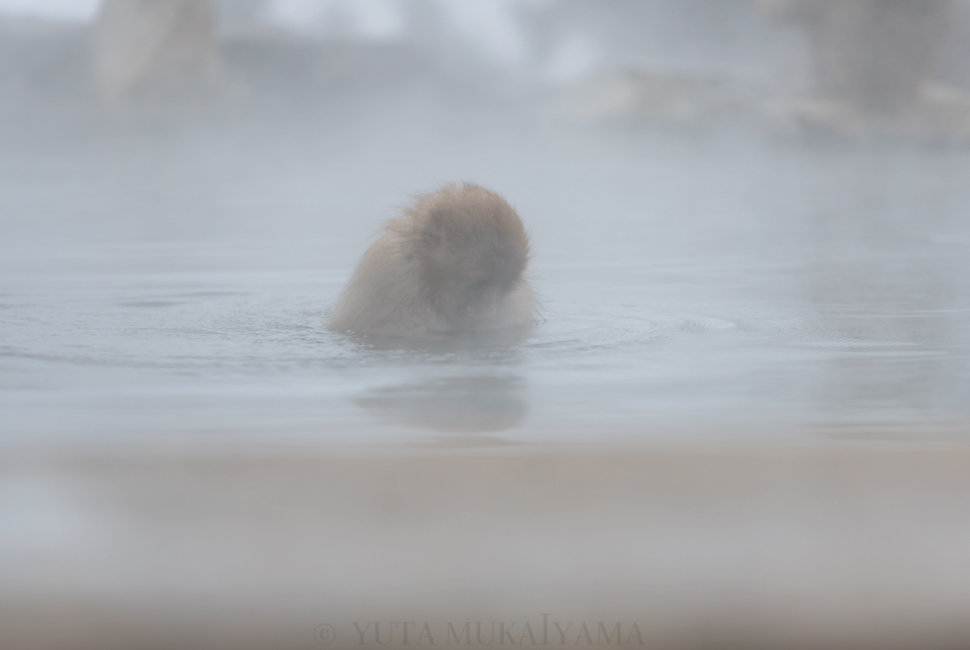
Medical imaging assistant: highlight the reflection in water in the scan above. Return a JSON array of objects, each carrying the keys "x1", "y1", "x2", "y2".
[
  {"x1": 356, "y1": 375, "x2": 527, "y2": 434},
  {"x1": 343, "y1": 325, "x2": 537, "y2": 353}
]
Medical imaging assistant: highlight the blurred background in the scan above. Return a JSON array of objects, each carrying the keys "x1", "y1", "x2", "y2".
[{"x1": 2, "y1": 2, "x2": 970, "y2": 649}]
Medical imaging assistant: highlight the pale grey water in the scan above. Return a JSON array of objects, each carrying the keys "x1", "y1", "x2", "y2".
[{"x1": 2, "y1": 104, "x2": 970, "y2": 451}]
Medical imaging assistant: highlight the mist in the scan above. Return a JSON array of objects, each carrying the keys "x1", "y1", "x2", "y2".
[{"x1": 2, "y1": 2, "x2": 970, "y2": 649}]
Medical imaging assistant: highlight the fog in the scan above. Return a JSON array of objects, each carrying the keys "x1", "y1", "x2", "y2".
[{"x1": 2, "y1": 2, "x2": 970, "y2": 649}]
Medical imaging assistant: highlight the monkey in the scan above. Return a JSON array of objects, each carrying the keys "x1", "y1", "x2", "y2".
[{"x1": 327, "y1": 183, "x2": 537, "y2": 337}]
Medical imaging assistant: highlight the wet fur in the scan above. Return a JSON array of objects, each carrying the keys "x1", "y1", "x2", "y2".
[{"x1": 328, "y1": 184, "x2": 537, "y2": 337}]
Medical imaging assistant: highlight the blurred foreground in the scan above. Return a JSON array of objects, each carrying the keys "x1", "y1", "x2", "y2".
[{"x1": 4, "y1": 447, "x2": 970, "y2": 650}]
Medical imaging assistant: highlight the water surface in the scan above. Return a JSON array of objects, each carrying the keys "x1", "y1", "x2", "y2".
[{"x1": 2, "y1": 107, "x2": 969, "y2": 451}]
